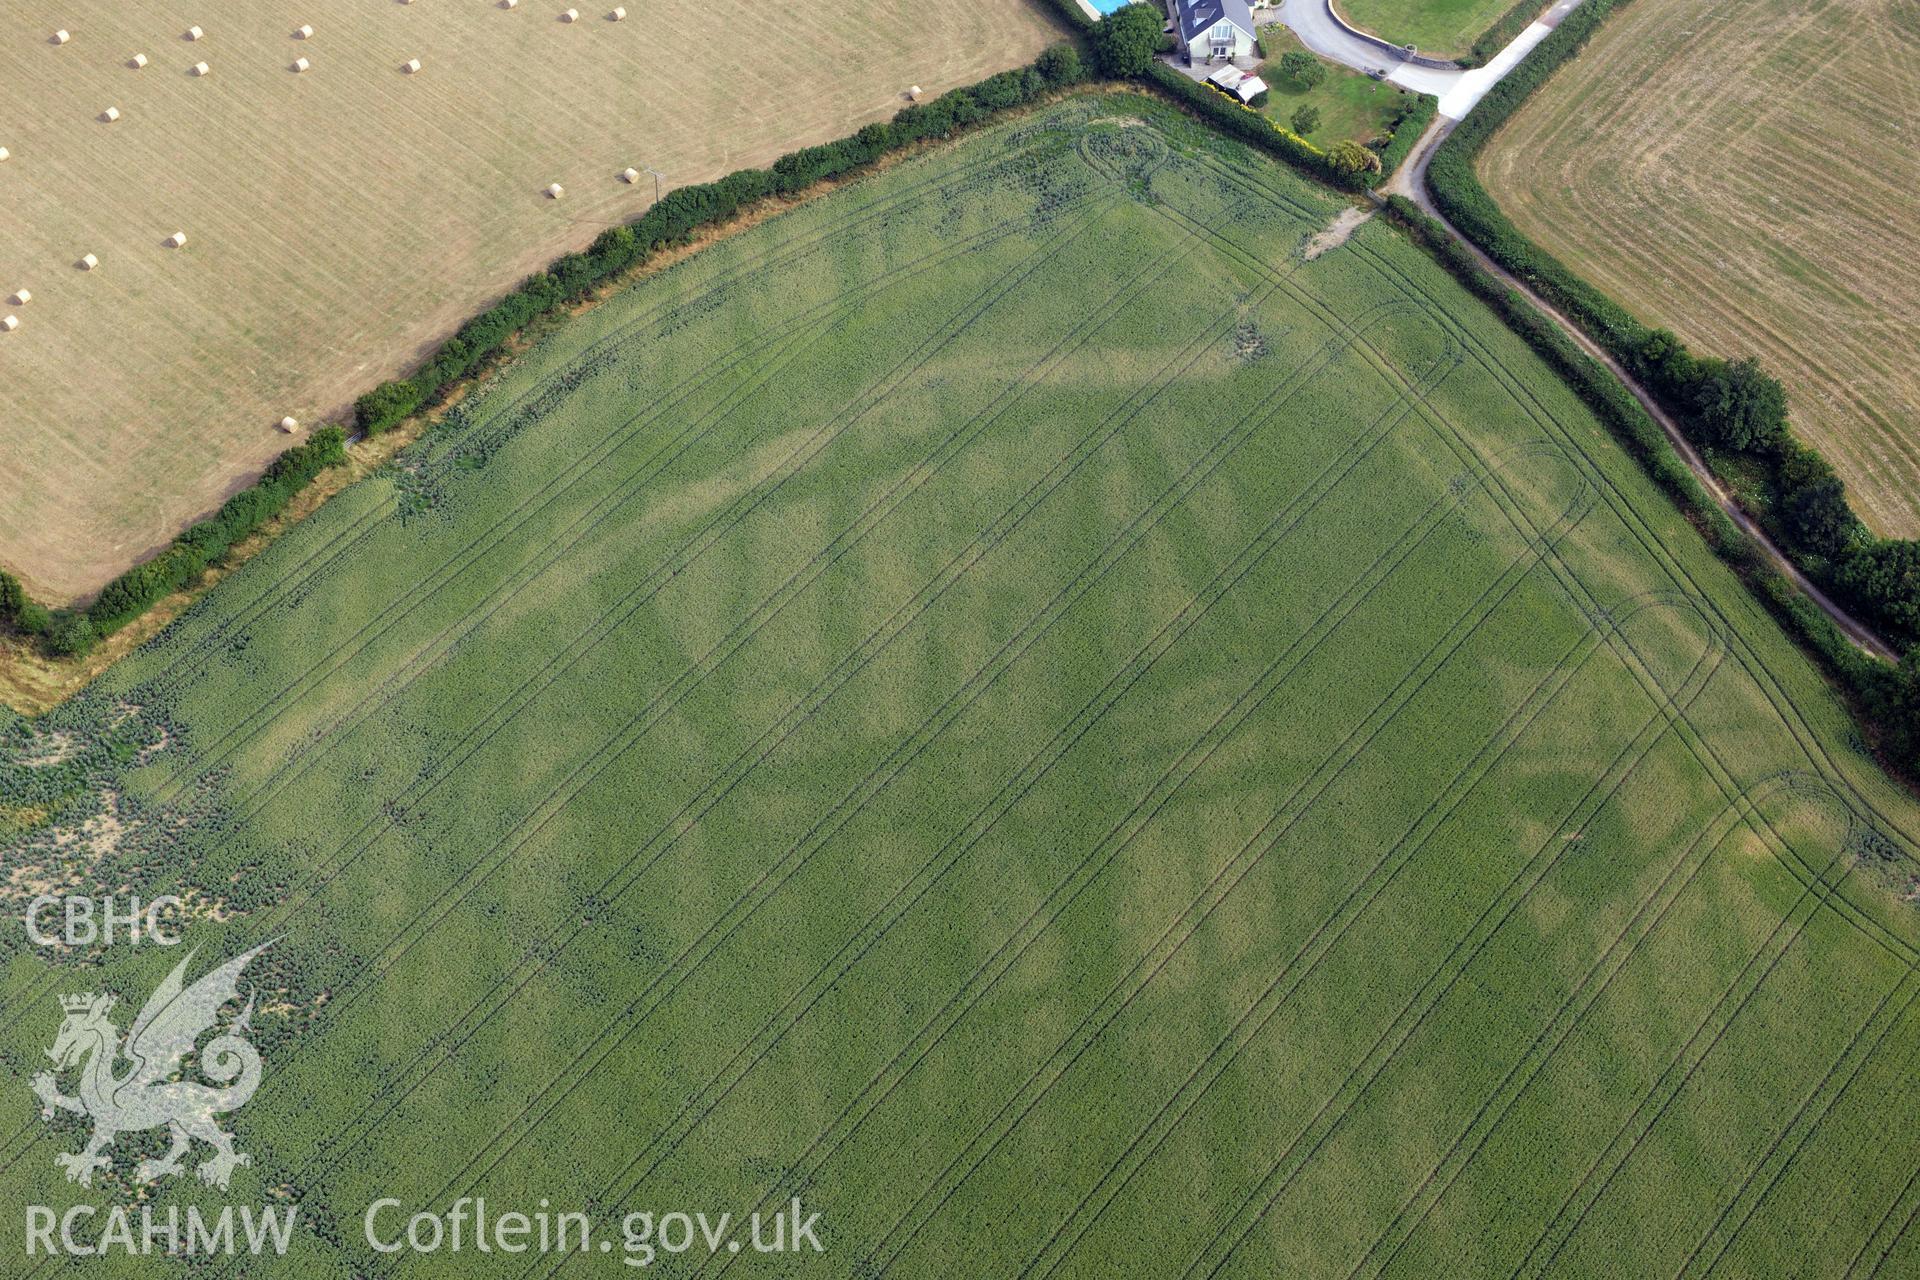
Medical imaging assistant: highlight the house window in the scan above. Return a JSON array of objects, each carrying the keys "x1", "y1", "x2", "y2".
[{"x1": 1209, "y1": 20, "x2": 1236, "y2": 54}]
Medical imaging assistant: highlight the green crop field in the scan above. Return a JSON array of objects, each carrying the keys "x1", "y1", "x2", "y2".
[{"x1": 3, "y1": 96, "x2": 1920, "y2": 1277}]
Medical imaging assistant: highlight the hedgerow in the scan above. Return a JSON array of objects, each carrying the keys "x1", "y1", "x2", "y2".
[
  {"x1": 1418, "y1": 0, "x2": 1920, "y2": 766},
  {"x1": 1459, "y1": 0, "x2": 1549, "y2": 67},
  {"x1": 6, "y1": 44, "x2": 1092, "y2": 660}
]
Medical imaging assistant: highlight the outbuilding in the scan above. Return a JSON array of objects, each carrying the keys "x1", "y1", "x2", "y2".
[{"x1": 1205, "y1": 64, "x2": 1267, "y2": 103}]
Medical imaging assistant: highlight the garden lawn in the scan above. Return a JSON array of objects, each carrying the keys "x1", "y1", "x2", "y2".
[{"x1": 1258, "y1": 25, "x2": 1417, "y2": 146}]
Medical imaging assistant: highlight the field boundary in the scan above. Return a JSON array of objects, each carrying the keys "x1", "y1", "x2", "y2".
[
  {"x1": 0, "y1": 43, "x2": 1092, "y2": 698},
  {"x1": 1400, "y1": 0, "x2": 1919, "y2": 776}
]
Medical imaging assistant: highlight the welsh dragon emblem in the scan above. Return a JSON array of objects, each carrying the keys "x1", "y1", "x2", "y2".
[{"x1": 32, "y1": 944, "x2": 271, "y2": 1190}]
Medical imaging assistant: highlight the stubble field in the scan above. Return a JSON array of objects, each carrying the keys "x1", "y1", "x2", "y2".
[
  {"x1": 2, "y1": 98, "x2": 1920, "y2": 1277},
  {"x1": 0, "y1": 0, "x2": 1059, "y2": 604},
  {"x1": 1478, "y1": 0, "x2": 1920, "y2": 537}
]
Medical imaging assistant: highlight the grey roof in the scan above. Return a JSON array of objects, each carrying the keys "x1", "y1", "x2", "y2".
[{"x1": 1172, "y1": 0, "x2": 1255, "y2": 43}]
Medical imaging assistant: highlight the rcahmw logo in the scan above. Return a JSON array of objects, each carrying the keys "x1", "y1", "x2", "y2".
[
  {"x1": 23, "y1": 944, "x2": 295, "y2": 1259},
  {"x1": 25, "y1": 894, "x2": 185, "y2": 948},
  {"x1": 34, "y1": 944, "x2": 270, "y2": 1188}
]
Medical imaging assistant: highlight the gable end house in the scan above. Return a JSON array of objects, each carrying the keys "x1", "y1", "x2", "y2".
[{"x1": 1169, "y1": 0, "x2": 1256, "y2": 64}]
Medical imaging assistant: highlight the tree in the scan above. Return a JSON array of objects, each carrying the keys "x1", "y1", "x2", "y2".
[
  {"x1": 0, "y1": 569, "x2": 23, "y2": 627},
  {"x1": 1090, "y1": 4, "x2": 1164, "y2": 78},
  {"x1": 1783, "y1": 475, "x2": 1861, "y2": 560},
  {"x1": 1839, "y1": 540, "x2": 1920, "y2": 641},
  {"x1": 1327, "y1": 140, "x2": 1381, "y2": 178},
  {"x1": 44, "y1": 611, "x2": 96, "y2": 659},
  {"x1": 1290, "y1": 104, "x2": 1322, "y2": 136},
  {"x1": 1036, "y1": 42, "x2": 1083, "y2": 88},
  {"x1": 1278, "y1": 49, "x2": 1327, "y2": 88},
  {"x1": 1688, "y1": 355, "x2": 1787, "y2": 453}
]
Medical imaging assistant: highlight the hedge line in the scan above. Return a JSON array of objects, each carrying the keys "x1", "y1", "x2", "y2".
[
  {"x1": 1460, "y1": 0, "x2": 1550, "y2": 68},
  {"x1": 0, "y1": 428, "x2": 350, "y2": 660},
  {"x1": 1380, "y1": 195, "x2": 1920, "y2": 765},
  {"x1": 1422, "y1": 0, "x2": 1920, "y2": 732},
  {"x1": 1, "y1": 45, "x2": 1092, "y2": 662}
]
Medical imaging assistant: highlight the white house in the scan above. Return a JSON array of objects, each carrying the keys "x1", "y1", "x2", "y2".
[{"x1": 1169, "y1": 0, "x2": 1256, "y2": 64}]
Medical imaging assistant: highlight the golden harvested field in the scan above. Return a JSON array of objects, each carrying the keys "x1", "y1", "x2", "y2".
[
  {"x1": 1480, "y1": 0, "x2": 1920, "y2": 537},
  {"x1": 0, "y1": 0, "x2": 1059, "y2": 605}
]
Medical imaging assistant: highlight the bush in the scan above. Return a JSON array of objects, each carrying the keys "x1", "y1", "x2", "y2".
[
  {"x1": 1290, "y1": 104, "x2": 1320, "y2": 135},
  {"x1": 1839, "y1": 542, "x2": 1920, "y2": 644},
  {"x1": 1091, "y1": 4, "x2": 1166, "y2": 78},
  {"x1": 45, "y1": 611, "x2": 97, "y2": 658},
  {"x1": 0, "y1": 570, "x2": 24, "y2": 628},
  {"x1": 1278, "y1": 49, "x2": 1326, "y2": 88},
  {"x1": 1327, "y1": 140, "x2": 1381, "y2": 178},
  {"x1": 1688, "y1": 355, "x2": 1787, "y2": 452},
  {"x1": 1036, "y1": 42, "x2": 1085, "y2": 88}
]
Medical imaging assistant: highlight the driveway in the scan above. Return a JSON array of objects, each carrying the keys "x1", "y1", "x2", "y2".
[{"x1": 1274, "y1": 0, "x2": 1587, "y2": 119}]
